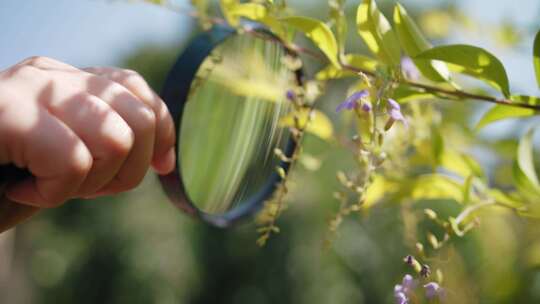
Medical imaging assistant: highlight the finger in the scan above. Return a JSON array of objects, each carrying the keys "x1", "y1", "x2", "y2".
[
  {"x1": 82, "y1": 75, "x2": 156, "y2": 194},
  {"x1": 44, "y1": 92, "x2": 135, "y2": 196},
  {"x1": 3, "y1": 108, "x2": 93, "y2": 207},
  {"x1": 83, "y1": 67, "x2": 176, "y2": 174}
]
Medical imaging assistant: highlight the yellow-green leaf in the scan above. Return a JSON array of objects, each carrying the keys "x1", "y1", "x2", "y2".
[
  {"x1": 316, "y1": 54, "x2": 379, "y2": 80},
  {"x1": 281, "y1": 16, "x2": 340, "y2": 67},
  {"x1": 534, "y1": 30, "x2": 540, "y2": 88},
  {"x1": 220, "y1": 0, "x2": 240, "y2": 26},
  {"x1": 356, "y1": 0, "x2": 401, "y2": 66},
  {"x1": 219, "y1": 1, "x2": 277, "y2": 33},
  {"x1": 488, "y1": 189, "x2": 524, "y2": 209},
  {"x1": 393, "y1": 3, "x2": 450, "y2": 82},
  {"x1": 409, "y1": 174, "x2": 463, "y2": 203},
  {"x1": 475, "y1": 105, "x2": 535, "y2": 130},
  {"x1": 512, "y1": 94, "x2": 540, "y2": 105},
  {"x1": 279, "y1": 108, "x2": 334, "y2": 141},
  {"x1": 440, "y1": 151, "x2": 484, "y2": 178},
  {"x1": 391, "y1": 84, "x2": 436, "y2": 103},
  {"x1": 513, "y1": 129, "x2": 540, "y2": 198},
  {"x1": 329, "y1": 0, "x2": 348, "y2": 55},
  {"x1": 416, "y1": 44, "x2": 511, "y2": 97},
  {"x1": 363, "y1": 175, "x2": 395, "y2": 209},
  {"x1": 228, "y1": 3, "x2": 268, "y2": 21}
]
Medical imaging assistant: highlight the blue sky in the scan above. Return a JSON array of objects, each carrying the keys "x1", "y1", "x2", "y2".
[{"x1": 0, "y1": 0, "x2": 193, "y2": 69}]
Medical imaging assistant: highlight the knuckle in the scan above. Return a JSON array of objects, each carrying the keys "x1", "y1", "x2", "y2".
[
  {"x1": 103, "y1": 129, "x2": 135, "y2": 160},
  {"x1": 66, "y1": 146, "x2": 93, "y2": 179},
  {"x1": 122, "y1": 69, "x2": 139, "y2": 77},
  {"x1": 23, "y1": 56, "x2": 54, "y2": 67},
  {"x1": 9, "y1": 64, "x2": 41, "y2": 77},
  {"x1": 132, "y1": 105, "x2": 156, "y2": 134}
]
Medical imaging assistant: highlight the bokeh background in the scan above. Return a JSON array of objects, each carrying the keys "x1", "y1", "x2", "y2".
[{"x1": 1, "y1": 0, "x2": 540, "y2": 303}]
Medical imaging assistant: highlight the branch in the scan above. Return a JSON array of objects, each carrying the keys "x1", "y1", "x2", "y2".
[{"x1": 154, "y1": 2, "x2": 540, "y2": 111}]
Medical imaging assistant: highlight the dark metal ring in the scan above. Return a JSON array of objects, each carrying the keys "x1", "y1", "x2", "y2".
[{"x1": 158, "y1": 22, "x2": 304, "y2": 228}]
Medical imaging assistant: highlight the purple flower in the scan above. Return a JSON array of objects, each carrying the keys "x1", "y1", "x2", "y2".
[
  {"x1": 402, "y1": 274, "x2": 416, "y2": 291},
  {"x1": 401, "y1": 57, "x2": 420, "y2": 80},
  {"x1": 336, "y1": 90, "x2": 369, "y2": 112},
  {"x1": 394, "y1": 274, "x2": 416, "y2": 304},
  {"x1": 361, "y1": 100, "x2": 372, "y2": 112},
  {"x1": 286, "y1": 90, "x2": 296, "y2": 101},
  {"x1": 395, "y1": 274, "x2": 416, "y2": 295},
  {"x1": 424, "y1": 282, "x2": 445, "y2": 300},
  {"x1": 385, "y1": 98, "x2": 408, "y2": 130},
  {"x1": 394, "y1": 291, "x2": 408, "y2": 304}
]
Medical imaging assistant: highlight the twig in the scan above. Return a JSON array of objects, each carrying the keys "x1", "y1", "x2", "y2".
[{"x1": 151, "y1": 1, "x2": 540, "y2": 111}]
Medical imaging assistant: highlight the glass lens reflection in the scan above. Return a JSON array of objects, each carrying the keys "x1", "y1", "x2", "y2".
[{"x1": 179, "y1": 33, "x2": 295, "y2": 214}]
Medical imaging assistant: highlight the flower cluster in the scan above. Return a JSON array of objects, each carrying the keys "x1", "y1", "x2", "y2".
[
  {"x1": 394, "y1": 274, "x2": 416, "y2": 304},
  {"x1": 335, "y1": 90, "x2": 371, "y2": 112},
  {"x1": 393, "y1": 274, "x2": 445, "y2": 304},
  {"x1": 336, "y1": 91, "x2": 408, "y2": 131}
]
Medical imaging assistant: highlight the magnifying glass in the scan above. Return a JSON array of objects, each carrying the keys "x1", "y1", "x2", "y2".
[{"x1": 0, "y1": 21, "x2": 305, "y2": 231}]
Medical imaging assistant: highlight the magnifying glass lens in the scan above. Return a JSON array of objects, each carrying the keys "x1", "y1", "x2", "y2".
[{"x1": 178, "y1": 33, "x2": 296, "y2": 215}]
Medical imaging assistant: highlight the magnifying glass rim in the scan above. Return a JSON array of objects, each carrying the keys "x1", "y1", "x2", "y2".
[{"x1": 158, "y1": 22, "x2": 303, "y2": 228}]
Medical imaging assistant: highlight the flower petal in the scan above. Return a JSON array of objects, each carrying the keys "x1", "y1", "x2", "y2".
[
  {"x1": 424, "y1": 282, "x2": 443, "y2": 300},
  {"x1": 402, "y1": 274, "x2": 416, "y2": 291},
  {"x1": 394, "y1": 291, "x2": 408, "y2": 304},
  {"x1": 336, "y1": 90, "x2": 369, "y2": 112},
  {"x1": 401, "y1": 57, "x2": 420, "y2": 80},
  {"x1": 362, "y1": 100, "x2": 372, "y2": 112},
  {"x1": 387, "y1": 98, "x2": 401, "y2": 111}
]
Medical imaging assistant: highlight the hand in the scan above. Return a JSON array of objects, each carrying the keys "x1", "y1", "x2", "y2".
[{"x1": 0, "y1": 56, "x2": 176, "y2": 207}]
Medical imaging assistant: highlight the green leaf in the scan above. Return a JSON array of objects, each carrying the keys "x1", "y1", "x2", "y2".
[
  {"x1": 329, "y1": 0, "x2": 348, "y2": 55},
  {"x1": 431, "y1": 127, "x2": 444, "y2": 164},
  {"x1": 219, "y1": 0, "x2": 240, "y2": 26},
  {"x1": 281, "y1": 16, "x2": 340, "y2": 67},
  {"x1": 534, "y1": 30, "x2": 540, "y2": 88},
  {"x1": 475, "y1": 105, "x2": 535, "y2": 130},
  {"x1": 356, "y1": 0, "x2": 401, "y2": 66},
  {"x1": 228, "y1": 3, "x2": 268, "y2": 21},
  {"x1": 363, "y1": 175, "x2": 395, "y2": 209},
  {"x1": 475, "y1": 95, "x2": 539, "y2": 130},
  {"x1": 416, "y1": 44, "x2": 511, "y2": 97},
  {"x1": 316, "y1": 54, "x2": 379, "y2": 80},
  {"x1": 409, "y1": 174, "x2": 463, "y2": 203},
  {"x1": 488, "y1": 189, "x2": 524, "y2": 209},
  {"x1": 391, "y1": 84, "x2": 436, "y2": 103},
  {"x1": 511, "y1": 94, "x2": 540, "y2": 105},
  {"x1": 513, "y1": 129, "x2": 540, "y2": 198},
  {"x1": 393, "y1": 3, "x2": 450, "y2": 82},
  {"x1": 219, "y1": 1, "x2": 282, "y2": 37},
  {"x1": 279, "y1": 108, "x2": 334, "y2": 141},
  {"x1": 517, "y1": 129, "x2": 539, "y2": 186},
  {"x1": 440, "y1": 151, "x2": 484, "y2": 179}
]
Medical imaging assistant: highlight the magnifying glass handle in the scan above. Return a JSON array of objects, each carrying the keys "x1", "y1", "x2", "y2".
[{"x1": 0, "y1": 165, "x2": 39, "y2": 233}]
